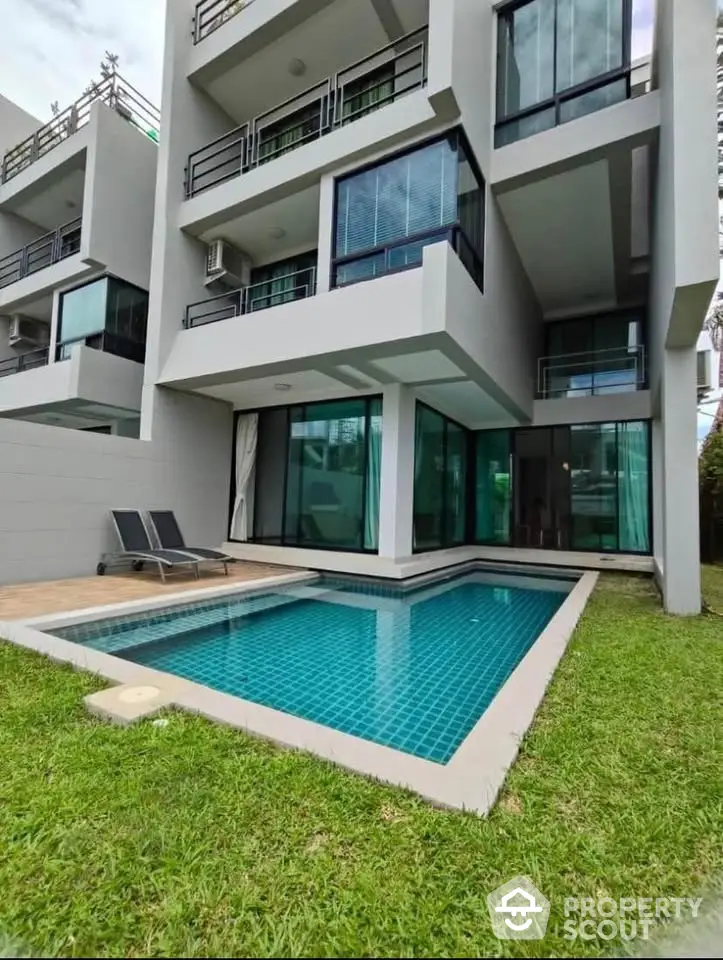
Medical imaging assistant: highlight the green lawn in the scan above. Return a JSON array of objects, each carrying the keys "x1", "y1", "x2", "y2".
[{"x1": 1, "y1": 573, "x2": 721, "y2": 958}]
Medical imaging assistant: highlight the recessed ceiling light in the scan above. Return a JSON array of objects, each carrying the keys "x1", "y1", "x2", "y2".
[
  {"x1": 274, "y1": 383, "x2": 292, "y2": 392},
  {"x1": 268, "y1": 226, "x2": 286, "y2": 240},
  {"x1": 288, "y1": 58, "x2": 306, "y2": 77}
]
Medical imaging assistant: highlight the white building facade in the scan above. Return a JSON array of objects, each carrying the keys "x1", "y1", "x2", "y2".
[{"x1": 0, "y1": 0, "x2": 718, "y2": 615}]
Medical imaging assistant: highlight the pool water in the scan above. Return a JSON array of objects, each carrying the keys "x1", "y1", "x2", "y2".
[{"x1": 55, "y1": 571, "x2": 572, "y2": 763}]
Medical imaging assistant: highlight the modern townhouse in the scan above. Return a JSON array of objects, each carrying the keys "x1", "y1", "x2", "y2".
[
  {"x1": 0, "y1": 76, "x2": 159, "y2": 435},
  {"x1": 0, "y1": 0, "x2": 717, "y2": 616}
]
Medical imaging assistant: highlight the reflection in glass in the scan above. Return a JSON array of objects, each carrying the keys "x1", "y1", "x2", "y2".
[{"x1": 476, "y1": 431, "x2": 511, "y2": 544}]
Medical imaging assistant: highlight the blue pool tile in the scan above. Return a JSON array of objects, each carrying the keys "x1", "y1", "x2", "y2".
[{"x1": 54, "y1": 572, "x2": 569, "y2": 764}]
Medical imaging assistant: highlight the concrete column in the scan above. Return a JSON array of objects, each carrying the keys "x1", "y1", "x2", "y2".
[
  {"x1": 315, "y1": 172, "x2": 335, "y2": 295},
  {"x1": 378, "y1": 384, "x2": 415, "y2": 560},
  {"x1": 660, "y1": 347, "x2": 701, "y2": 615}
]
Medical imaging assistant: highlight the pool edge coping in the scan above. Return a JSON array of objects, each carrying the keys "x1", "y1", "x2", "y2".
[{"x1": 0, "y1": 568, "x2": 599, "y2": 815}]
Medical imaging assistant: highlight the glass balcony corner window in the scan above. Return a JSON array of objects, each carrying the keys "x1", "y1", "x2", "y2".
[
  {"x1": 496, "y1": 0, "x2": 631, "y2": 147},
  {"x1": 56, "y1": 276, "x2": 148, "y2": 364},
  {"x1": 332, "y1": 132, "x2": 485, "y2": 293}
]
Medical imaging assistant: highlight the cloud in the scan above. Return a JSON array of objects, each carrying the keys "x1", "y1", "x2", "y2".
[
  {"x1": 631, "y1": 0, "x2": 655, "y2": 61},
  {"x1": 0, "y1": 0, "x2": 164, "y2": 122}
]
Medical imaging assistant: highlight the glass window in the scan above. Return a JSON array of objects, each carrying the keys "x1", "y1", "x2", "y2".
[
  {"x1": 542, "y1": 311, "x2": 645, "y2": 398},
  {"x1": 495, "y1": 0, "x2": 629, "y2": 146},
  {"x1": 569, "y1": 423, "x2": 618, "y2": 551},
  {"x1": 57, "y1": 277, "x2": 148, "y2": 363},
  {"x1": 556, "y1": 0, "x2": 624, "y2": 92},
  {"x1": 413, "y1": 404, "x2": 469, "y2": 551},
  {"x1": 413, "y1": 405, "x2": 445, "y2": 550},
  {"x1": 476, "y1": 431, "x2": 512, "y2": 544},
  {"x1": 57, "y1": 278, "x2": 108, "y2": 344},
  {"x1": 333, "y1": 133, "x2": 485, "y2": 292},
  {"x1": 244, "y1": 398, "x2": 381, "y2": 551},
  {"x1": 247, "y1": 252, "x2": 317, "y2": 312},
  {"x1": 497, "y1": 0, "x2": 556, "y2": 119}
]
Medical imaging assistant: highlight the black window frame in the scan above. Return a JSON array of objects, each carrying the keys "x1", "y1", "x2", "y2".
[
  {"x1": 495, "y1": 0, "x2": 634, "y2": 147},
  {"x1": 55, "y1": 273, "x2": 149, "y2": 364},
  {"x1": 330, "y1": 127, "x2": 486, "y2": 294},
  {"x1": 228, "y1": 395, "x2": 384, "y2": 555}
]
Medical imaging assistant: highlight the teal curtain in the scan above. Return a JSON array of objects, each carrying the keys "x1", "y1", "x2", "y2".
[
  {"x1": 343, "y1": 66, "x2": 395, "y2": 122},
  {"x1": 617, "y1": 421, "x2": 650, "y2": 552},
  {"x1": 364, "y1": 399, "x2": 383, "y2": 550}
]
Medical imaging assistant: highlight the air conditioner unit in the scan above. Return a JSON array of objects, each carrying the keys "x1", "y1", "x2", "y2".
[
  {"x1": 7, "y1": 315, "x2": 49, "y2": 347},
  {"x1": 204, "y1": 239, "x2": 252, "y2": 289}
]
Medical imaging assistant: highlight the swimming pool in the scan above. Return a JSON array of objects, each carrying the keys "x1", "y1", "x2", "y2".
[{"x1": 54, "y1": 568, "x2": 573, "y2": 764}]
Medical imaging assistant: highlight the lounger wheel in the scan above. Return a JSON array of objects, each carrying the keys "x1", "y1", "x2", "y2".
[
  {"x1": 96, "y1": 562, "x2": 107, "y2": 576},
  {"x1": 131, "y1": 560, "x2": 145, "y2": 572}
]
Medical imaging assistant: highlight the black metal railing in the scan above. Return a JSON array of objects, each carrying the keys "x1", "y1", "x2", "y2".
[
  {"x1": 56, "y1": 331, "x2": 146, "y2": 364},
  {"x1": 0, "y1": 346, "x2": 49, "y2": 379},
  {"x1": 1, "y1": 75, "x2": 160, "y2": 184},
  {"x1": 193, "y1": 0, "x2": 255, "y2": 44},
  {"x1": 184, "y1": 265, "x2": 317, "y2": 328},
  {"x1": 0, "y1": 218, "x2": 82, "y2": 290},
  {"x1": 185, "y1": 27, "x2": 428, "y2": 198},
  {"x1": 537, "y1": 346, "x2": 647, "y2": 399}
]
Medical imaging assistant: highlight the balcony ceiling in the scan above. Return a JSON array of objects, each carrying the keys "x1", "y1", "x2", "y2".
[
  {"x1": 497, "y1": 152, "x2": 647, "y2": 319},
  {"x1": 200, "y1": 0, "x2": 428, "y2": 125},
  {"x1": 199, "y1": 184, "x2": 320, "y2": 265},
  {"x1": 193, "y1": 347, "x2": 514, "y2": 429},
  {"x1": 3, "y1": 166, "x2": 85, "y2": 231}
]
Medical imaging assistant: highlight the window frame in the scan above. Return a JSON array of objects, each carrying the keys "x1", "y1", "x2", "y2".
[
  {"x1": 330, "y1": 128, "x2": 486, "y2": 293},
  {"x1": 494, "y1": 0, "x2": 633, "y2": 146},
  {"x1": 228, "y1": 395, "x2": 385, "y2": 554},
  {"x1": 56, "y1": 273, "x2": 149, "y2": 363}
]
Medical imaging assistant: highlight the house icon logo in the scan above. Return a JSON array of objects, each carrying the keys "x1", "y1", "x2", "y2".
[{"x1": 487, "y1": 875, "x2": 550, "y2": 940}]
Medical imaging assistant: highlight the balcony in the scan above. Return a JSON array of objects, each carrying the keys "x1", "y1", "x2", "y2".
[
  {"x1": 537, "y1": 346, "x2": 647, "y2": 399},
  {"x1": 56, "y1": 331, "x2": 146, "y2": 365},
  {"x1": 185, "y1": 27, "x2": 428, "y2": 198},
  {"x1": 0, "y1": 218, "x2": 81, "y2": 290},
  {"x1": 193, "y1": 0, "x2": 254, "y2": 44},
  {"x1": 1, "y1": 75, "x2": 160, "y2": 185},
  {"x1": 185, "y1": 264, "x2": 317, "y2": 328},
  {"x1": 0, "y1": 347, "x2": 49, "y2": 379}
]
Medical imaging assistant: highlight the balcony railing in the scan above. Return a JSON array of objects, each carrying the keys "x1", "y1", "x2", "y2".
[
  {"x1": 56, "y1": 331, "x2": 146, "y2": 364},
  {"x1": 1, "y1": 75, "x2": 160, "y2": 184},
  {"x1": 193, "y1": 0, "x2": 256, "y2": 44},
  {"x1": 537, "y1": 346, "x2": 647, "y2": 399},
  {"x1": 185, "y1": 27, "x2": 428, "y2": 198},
  {"x1": 0, "y1": 218, "x2": 82, "y2": 290},
  {"x1": 0, "y1": 346, "x2": 49, "y2": 379},
  {"x1": 184, "y1": 265, "x2": 317, "y2": 328}
]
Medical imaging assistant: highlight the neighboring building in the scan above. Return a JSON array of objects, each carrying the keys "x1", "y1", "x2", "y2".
[
  {"x1": 0, "y1": 76, "x2": 159, "y2": 435},
  {"x1": 0, "y1": 0, "x2": 717, "y2": 615}
]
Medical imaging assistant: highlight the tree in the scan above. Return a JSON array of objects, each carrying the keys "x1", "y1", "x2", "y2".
[{"x1": 704, "y1": 294, "x2": 723, "y2": 436}]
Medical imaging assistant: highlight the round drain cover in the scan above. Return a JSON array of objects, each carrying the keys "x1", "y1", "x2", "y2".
[{"x1": 117, "y1": 685, "x2": 161, "y2": 704}]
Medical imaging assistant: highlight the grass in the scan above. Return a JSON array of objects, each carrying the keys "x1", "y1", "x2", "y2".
[
  {"x1": 0, "y1": 573, "x2": 721, "y2": 958},
  {"x1": 702, "y1": 563, "x2": 723, "y2": 612}
]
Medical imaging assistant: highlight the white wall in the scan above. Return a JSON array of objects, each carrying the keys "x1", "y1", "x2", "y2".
[
  {"x1": 0, "y1": 94, "x2": 41, "y2": 158},
  {"x1": 0, "y1": 389, "x2": 232, "y2": 584},
  {"x1": 82, "y1": 103, "x2": 158, "y2": 292},
  {"x1": 648, "y1": 0, "x2": 719, "y2": 614}
]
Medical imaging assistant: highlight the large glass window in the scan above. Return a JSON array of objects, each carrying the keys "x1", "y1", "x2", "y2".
[
  {"x1": 245, "y1": 398, "x2": 382, "y2": 552},
  {"x1": 541, "y1": 311, "x2": 645, "y2": 397},
  {"x1": 57, "y1": 276, "x2": 148, "y2": 363},
  {"x1": 496, "y1": 0, "x2": 630, "y2": 147},
  {"x1": 485, "y1": 420, "x2": 651, "y2": 554},
  {"x1": 476, "y1": 431, "x2": 512, "y2": 544},
  {"x1": 333, "y1": 132, "x2": 485, "y2": 292},
  {"x1": 413, "y1": 404, "x2": 468, "y2": 551}
]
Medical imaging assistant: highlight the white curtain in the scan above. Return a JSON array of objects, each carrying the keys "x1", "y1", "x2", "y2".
[{"x1": 230, "y1": 413, "x2": 258, "y2": 541}]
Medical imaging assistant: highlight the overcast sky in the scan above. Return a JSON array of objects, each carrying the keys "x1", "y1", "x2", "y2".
[{"x1": 0, "y1": 0, "x2": 658, "y2": 121}]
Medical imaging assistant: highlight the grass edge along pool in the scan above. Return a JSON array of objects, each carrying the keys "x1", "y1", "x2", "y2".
[{"x1": 53, "y1": 568, "x2": 575, "y2": 764}]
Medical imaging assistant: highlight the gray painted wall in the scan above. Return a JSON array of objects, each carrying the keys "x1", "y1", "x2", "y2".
[{"x1": 0, "y1": 390, "x2": 232, "y2": 584}]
